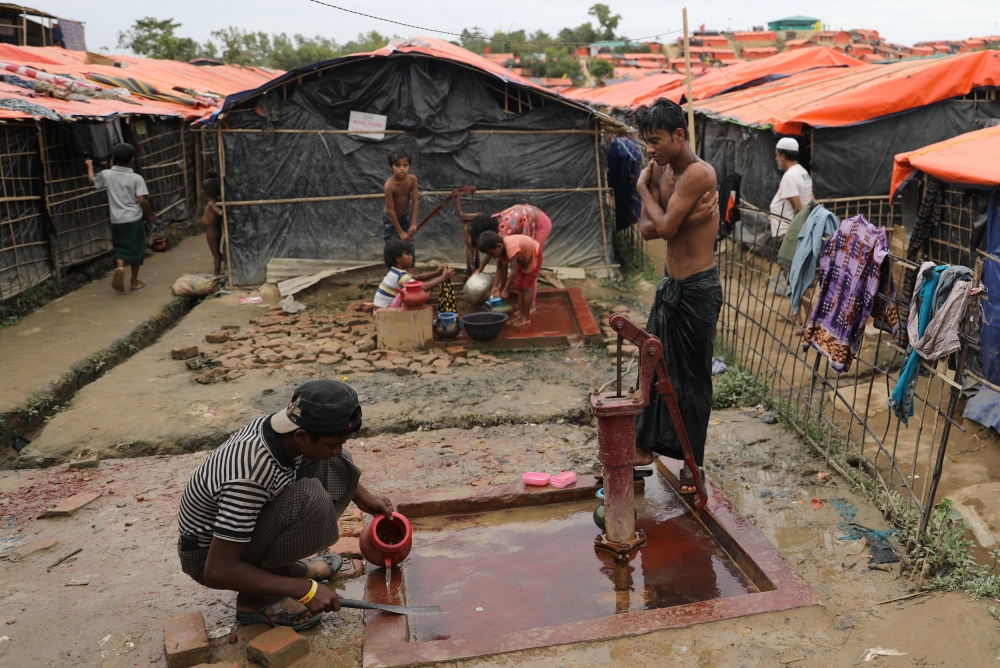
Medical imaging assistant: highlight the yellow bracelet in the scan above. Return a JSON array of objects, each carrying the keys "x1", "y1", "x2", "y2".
[{"x1": 298, "y1": 579, "x2": 318, "y2": 605}]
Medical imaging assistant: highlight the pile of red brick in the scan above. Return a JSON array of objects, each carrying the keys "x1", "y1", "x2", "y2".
[{"x1": 171, "y1": 303, "x2": 508, "y2": 384}]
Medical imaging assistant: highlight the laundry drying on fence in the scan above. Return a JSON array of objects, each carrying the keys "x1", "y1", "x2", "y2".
[
  {"x1": 888, "y1": 261, "x2": 973, "y2": 425},
  {"x1": 786, "y1": 204, "x2": 840, "y2": 313},
  {"x1": 801, "y1": 214, "x2": 899, "y2": 373}
]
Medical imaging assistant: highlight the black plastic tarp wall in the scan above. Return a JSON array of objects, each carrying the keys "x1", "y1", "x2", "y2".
[
  {"x1": 0, "y1": 123, "x2": 50, "y2": 300},
  {"x1": 218, "y1": 56, "x2": 609, "y2": 285}
]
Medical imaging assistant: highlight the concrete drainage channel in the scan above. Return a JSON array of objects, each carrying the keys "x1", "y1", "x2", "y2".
[{"x1": 1, "y1": 296, "x2": 198, "y2": 467}]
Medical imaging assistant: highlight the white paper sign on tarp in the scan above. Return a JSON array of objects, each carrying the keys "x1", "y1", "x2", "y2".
[{"x1": 347, "y1": 111, "x2": 387, "y2": 140}]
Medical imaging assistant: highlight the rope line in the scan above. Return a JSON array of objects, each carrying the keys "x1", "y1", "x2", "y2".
[{"x1": 305, "y1": 0, "x2": 684, "y2": 46}]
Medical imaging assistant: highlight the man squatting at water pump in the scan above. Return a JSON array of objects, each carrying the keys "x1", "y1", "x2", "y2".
[
  {"x1": 176, "y1": 380, "x2": 394, "y2": 630},
  {"x1": 632, "y1": 98, "x2": 723, "y2": 496}
]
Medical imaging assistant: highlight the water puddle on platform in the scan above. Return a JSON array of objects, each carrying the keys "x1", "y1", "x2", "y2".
[{"x1": 392, "y1": 474, "x2": 757, "y2": 641}]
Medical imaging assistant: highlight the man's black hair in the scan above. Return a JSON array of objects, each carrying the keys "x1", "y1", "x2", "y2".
[
  {"x1": 633, "y1": 98, "x2": 687, "y2": 140},
  {"x1": 387, "y1": 147, "x2": 412, "y2": 166},
  {"x1": 777, "y1": 149, "x2": 800, "y2": 162},
  {"x1": 202, "y1": 177, "x2": 220, "y2": 199},
  {"x1": 112, "y1": 142, "x2": 135, "y2": 166},
  {"x1": 469, "y1": 214, "x2": 498, "y2": 242},
  {"x1": 384, "y1": 238, "x2": 409, "y2": 268},
  {"x1": 477, "y1": 230, "x2": 503, "y2": 253},
  {"x1": 305, "y1": 406, "x2": 362, "y2": 442}
]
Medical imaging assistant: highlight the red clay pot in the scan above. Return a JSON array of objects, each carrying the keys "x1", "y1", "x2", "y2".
[
  {"x1": 400, "y1": 281, "x2": 428, "y2": 308},
  {"x1": 150, "y1": 237, "x2": 168, "y2": 252},
  {"x1": 359, "y1": 512, "x2": 413, "y2": 570}
]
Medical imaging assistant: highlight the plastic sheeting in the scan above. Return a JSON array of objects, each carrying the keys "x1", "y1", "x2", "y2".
[
  {"x1": 699, "y1": 120, "x2": 782, "y2": 210},
  {"x1": 812, "y1": 99, "x2": 1000, "y2": 199},
  {"x1": 982, "y1": 192, "x2": 1000, "y2": 385},
  {"x1": 964, "y1": 385, "x2": 1000, "y2": 432},
  {"x1": 222, "y1": 57, "x2": 609, "y2": 285},
  {"x1": 891, "y1": 125, "x2": 1000, "y2": 198}
]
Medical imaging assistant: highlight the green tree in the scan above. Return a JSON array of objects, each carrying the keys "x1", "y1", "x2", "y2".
[
  {"x1": 208, "y1": 27, "x2": 273, "y2": 66},
  {"x1": 589, "y1": 58, "x2": 614, "y2": 79},
  {"x1": 588, "y1": 4, "x2": 622, "y2": 40},
  {"x1": 116, "y1": 17, "x2": 206, "y2": 61}
]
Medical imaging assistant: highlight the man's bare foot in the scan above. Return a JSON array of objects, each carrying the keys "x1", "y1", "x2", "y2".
[
  {"x1": 130, "y1": 279, "x2": 145, "y2": 291},
  {"x1": 512, "y1": 317, "x2": 530, "y2": 328},
  {"x1": 634, "y1": 446, "x2": 655, "y2": 466},
  {"x1": 111, "y1": 267, "x2": 125, "y2": 293},
  {"x1": 235, "y1": 593, "x2": 314, "y2": 626},
  {"x1": 299, "y1": 554, "x2": 342, "y2": 580}
]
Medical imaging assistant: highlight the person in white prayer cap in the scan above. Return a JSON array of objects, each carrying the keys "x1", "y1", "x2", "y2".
[{"x1": 769, "y1": 137, "x2": 814, "y2": 239}]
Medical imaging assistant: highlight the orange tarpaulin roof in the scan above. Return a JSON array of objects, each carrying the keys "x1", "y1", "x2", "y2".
[
  {"x1": 659, "y1": 47, "x2": 864, "y2": 104},
  {"x1": 562, "y1": 73, "x2": 684, "y2": 108},
  {"x1": 890, "y1": 125, "x2": 1000, "y2": 198},
  {"x1": 0, "y1": 44, "x2": 280, "y2": 121},
  {"x1": 694, "y1": 50, "x2": 1000, "y2": 134}
]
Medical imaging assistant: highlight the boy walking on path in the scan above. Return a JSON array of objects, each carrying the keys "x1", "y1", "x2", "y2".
[
  {"x1": 382, "y1": 148, "x2": 419, "y2": 262},
  {"x1": 86, "y1": 143, "x2": 157, "y2": 292}
]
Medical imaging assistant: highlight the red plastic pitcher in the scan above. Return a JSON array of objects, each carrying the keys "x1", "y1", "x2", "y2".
[{"x1": 359, "y1": 511, "x2": 413, "y2": 571}]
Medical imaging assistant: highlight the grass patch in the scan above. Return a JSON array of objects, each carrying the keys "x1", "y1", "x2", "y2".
[{"x1": 713, "y1": 335, "x2": 980, "y2": 590}]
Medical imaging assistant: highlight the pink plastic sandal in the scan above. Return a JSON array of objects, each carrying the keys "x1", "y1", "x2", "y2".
[
  {"x1": 549, "y1": 471, "x2": 577, "y2": 488},
  {"x1": 522, "y1": 472, "x2": 550, "y2": 486}
]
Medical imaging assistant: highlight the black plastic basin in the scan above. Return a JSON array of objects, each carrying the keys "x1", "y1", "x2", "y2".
[{"x1": 460, "y1": 312, "x2": 509, "y2": 341}]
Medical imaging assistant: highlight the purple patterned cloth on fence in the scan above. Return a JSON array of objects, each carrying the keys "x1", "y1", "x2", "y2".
[{"x1": 801, "y1": 215, "x2": 899, "y2": 373}]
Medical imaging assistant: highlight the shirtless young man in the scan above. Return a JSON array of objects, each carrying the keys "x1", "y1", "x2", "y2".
[
  {"x1": 632, "y1": 98, "x2": 723, "y2": 496},
  {"x1": 382, "y1": 148, "x2": 420, "y2": 261}
]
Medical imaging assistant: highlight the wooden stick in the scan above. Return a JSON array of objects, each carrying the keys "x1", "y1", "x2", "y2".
[
  {"x1": 0, "y1": 195, "x2": 42, "y2": 203},
  {"x1": 683, "y1": 8, "x2": 696, "y2": 152},
  {"x1": 593, "y1": 124, "x2": 611, "y2": 267},
  {"x1": 200, "y1": 128, "x2": 596, "y2": 135},
  {"x1": 876, "y1": 591, "x2": 930, "y2": 605},
  {"x1": 216, "y1": 128, "x2": 234, "y2": 289},
  {"x1": 221, "y1": 187, "x2": 609, "y2": 208},
  {"x1": 46, "y1": 547, "x2": 81, "y2": 571}
]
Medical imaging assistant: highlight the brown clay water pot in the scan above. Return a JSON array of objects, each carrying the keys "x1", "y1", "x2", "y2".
[
  {"x1": 150, "y1": 237, "x2": 168, "y2": 252},
  {"x1": 400, "y1": 281, "x2": 428, "y2": 308},
  {"x1": 359, "y1": 511, "x2": 413, "y2": 570}
]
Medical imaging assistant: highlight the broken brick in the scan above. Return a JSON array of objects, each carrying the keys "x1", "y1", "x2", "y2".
[
  {"x1": 7, "y1": 538, "x2": 56, "y2": 561},
  {"x1": 194, "y1": 368, "x2": 226, "y2": 384},
  {"x1": 205, "y1": 331, "x2": 229, "y2": 344},
  {"x1": 46, "y1": 491, "x2": 101, "y2": 517},
  {"x1": 171, "y1": 346, "x2": 199, "y2": 360},
  {"x1": 67, "y1": 456, "x2": 99, "y2": 470},
  {"x1": 163, "y1": 612, "x2": 210, "y2": 668},
  {"x1": 246, "y1": 626, "x2": 309, "y2": 668},
  {"x1": 372, "y1": 360, "x2": 394, "y2": 371},
  {"x1": 446, "y1": 345, "x2": 467, "y2": 358},
  {"x1": 330, "y1": 536, "x2": 362, "y2": 558},
  {"x1": 432, "y1": 358, "x2": 452, "y2": 369},
  {"x1": 335, "y1": 365, "x2": 353, "y2": 375},
  {"x1": 317, "y1": 355, "x2": 343, "y2": 366}
]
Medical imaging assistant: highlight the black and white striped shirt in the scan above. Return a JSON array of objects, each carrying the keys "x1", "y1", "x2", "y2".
[{"x1": 178, "y1": 415, "x2": 300, "y2": 545}]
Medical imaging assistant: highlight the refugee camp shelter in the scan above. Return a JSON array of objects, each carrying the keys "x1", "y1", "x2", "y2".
[
  {"x1": 0, "y1": 45, "x2": 279, "y2": 300},
  {"x1": 206, "y1": 37, "x2": 631, "y2": 286},
  {"x1": 889, "y1": 127, "x2": 1000, "y2": 404},
  {"x1": 692, "y1": 50, "x2": 1000, "y2": 210}
]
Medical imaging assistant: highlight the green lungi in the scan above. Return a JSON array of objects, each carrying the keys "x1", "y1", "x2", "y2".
[{"x1": 112, "y1": 219, "x2": 146, "y2": 265}]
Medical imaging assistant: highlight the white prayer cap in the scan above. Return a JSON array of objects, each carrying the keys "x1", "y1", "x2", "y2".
[{"x1": 776, "y1": 137, "x2": 799, "y2": 152}]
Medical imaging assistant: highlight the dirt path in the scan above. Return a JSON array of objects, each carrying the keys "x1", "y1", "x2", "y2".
[{"x1": 1, "y1": 410, "x2": 996, "y2": 667}]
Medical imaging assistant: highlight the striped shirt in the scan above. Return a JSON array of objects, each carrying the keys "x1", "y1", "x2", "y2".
[
  {"x1": 178, "y1": 415, "x2": 301, "y2": 545},
  {"x1": 374, "y1": 267, "x2": 412, "y2": 307}
]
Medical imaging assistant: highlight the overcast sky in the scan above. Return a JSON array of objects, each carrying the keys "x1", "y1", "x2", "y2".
[{"x1": 41, "y1": 1, "x2": 1000, "y2": 53}]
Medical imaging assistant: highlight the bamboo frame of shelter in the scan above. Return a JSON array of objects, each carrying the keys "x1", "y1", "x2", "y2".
[
  {"x1": 717, "y1": 192, "x2": 984, "y2": 540},
  {"x1": 199, "y1": 124, "x2": 624, "y2": 289},
  {"x1": 0, "y1": 117, "x2": 209, "y2": 301}
]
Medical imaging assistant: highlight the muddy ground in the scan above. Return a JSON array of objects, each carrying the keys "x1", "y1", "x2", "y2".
[
  {"x1": 3, "y1": 265, "x2": 1000, "y2": 667},
  {"x1": 2, "y1": 410, "x2": 999, "y2": 667}
]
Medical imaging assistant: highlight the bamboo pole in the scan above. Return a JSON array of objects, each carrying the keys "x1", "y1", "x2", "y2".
[
  {"x1": 683, "y1": 8, "x2": 696, "y2": 152},
  {"x1": 216, "y1": 128, "x2": 234, "y2": 289},
  {"x1": 593, "y1": 123, "x2": 611, "y2": 268},
  {"x1": 199, "y1": 128, "x2": 597, "y2": 135},
  {"x1": 180, "y1": 127, "x2": 190, "y2": 218},
  {"x1": 220, "y1": 187, "x2": 610, "y2": 208},
  {"x1": 0, "y1": 195, "x2": 42, "y2": 203}
]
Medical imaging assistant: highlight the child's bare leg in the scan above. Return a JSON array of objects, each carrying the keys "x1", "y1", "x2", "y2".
[
  {"x1": 130, "y1": 263, "x2": 143, "y2": 290},
  {"x1": 206, "y1": 223, "x2": 222, "y2": 275},
  {"x1": 514, "y1": 286, "x2": 533, "y2": 327}
]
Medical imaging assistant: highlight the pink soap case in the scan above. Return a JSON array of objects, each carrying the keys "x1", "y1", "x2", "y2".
[
  {"x1": 523, "y1": 472, "x2": 550, "y2": 486},
  {"x1": 549, "y1": 471, "x2": 577, "y2": 488}
]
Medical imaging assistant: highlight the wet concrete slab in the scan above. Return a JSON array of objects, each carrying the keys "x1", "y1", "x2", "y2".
[
  {"x1": 445, "y1": 288, "x2": 602, "y2": 350},
  {"x1": 362, "y1": 460, "x2": 820, "y2": 667}
]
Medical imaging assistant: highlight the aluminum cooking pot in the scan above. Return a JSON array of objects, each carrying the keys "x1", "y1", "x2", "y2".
[{"x1": 463, "y1": 272, "x2": 495, "y2": 305}]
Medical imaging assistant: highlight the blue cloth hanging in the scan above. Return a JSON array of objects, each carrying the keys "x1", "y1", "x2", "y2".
[
  {"x1": 888, "y1": 265, "x2": 946, "y2": 425},
  {"x1": 606, "y1": 137, "x2": 643, "y2": 230}
]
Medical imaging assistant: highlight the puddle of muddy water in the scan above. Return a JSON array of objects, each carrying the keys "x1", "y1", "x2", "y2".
[{"x1": 387, "y1": 475, "x2": 756, "y2": 641}]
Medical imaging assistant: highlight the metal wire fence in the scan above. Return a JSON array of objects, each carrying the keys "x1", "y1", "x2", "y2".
[{"x1": 718, "y1": 200, "x2": 983, "y2": 536}]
